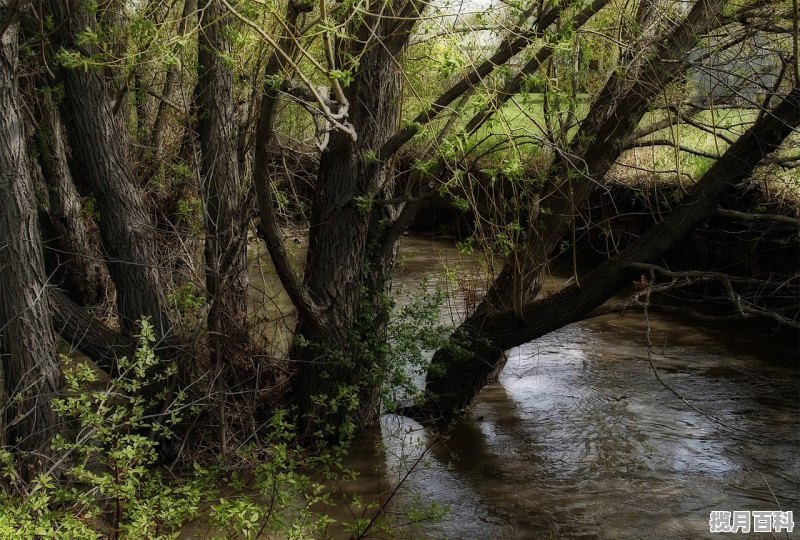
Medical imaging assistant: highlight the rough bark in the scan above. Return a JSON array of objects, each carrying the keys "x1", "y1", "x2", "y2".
[
  {"x1": 198, "y1": 0, "x2": 249, "y2": 364},
  {"x1": 34, "y1": 91, "x2": 110, "y2": 307},
  {"x1": 47, "y1": 0, "x2": 174, "y2": 340},
  {"x1": 151, "y1": 0, "x2": 196, "y2": 157},
  {"x1": 0, "y1": 12, "x2": 61, "y2": 477},
  {"x1": 251, "y1": 0, "x2": 425, "y2": 437},
  {"x1": 292, "y1": 36, "x2": 405, "y2": 437},
  {"x1": 418, "y1": 85, "x2": 800, "y2": 417}
]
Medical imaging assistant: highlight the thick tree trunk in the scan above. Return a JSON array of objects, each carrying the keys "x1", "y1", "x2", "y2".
[
  {"x1": 0, "y1": 15, "x2": 61, "y2": 478},
  {"x1": 278, "y1": 1, "x2": 423, "y2": 438},
  {"x1": 418, "y1": 85, "x2": 800, "y2": 417},
  {"x1": 248, "y1": 0, "x2": 422, "y2": 437},
  {"x1": 34, "y1": 91, "x2": 110, "y2": 307},
  {"x1": 197, "y1": 0, "x2": 249, "y2": 365},
  {"x1": 291, "y1": 43, "x2": 403, "y2": 437},
  {"x1": 47, "y1": 0, "x2": 173, "y2": 340}
]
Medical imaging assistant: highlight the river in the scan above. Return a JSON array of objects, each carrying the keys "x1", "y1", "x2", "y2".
[{"x1": 331, "y1": 236, "x2": 799, "y2": 539}]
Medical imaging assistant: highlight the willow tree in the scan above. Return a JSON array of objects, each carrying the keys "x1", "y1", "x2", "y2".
[
  {"x1": 415, "y1": 0, "x2": 799, "y2": 415},
  {"x1": 2, "y1": 0, "x2": 792, "y2": 460},
  {"x1": 418, "y1": 0, "x2": 731, "y2": 414},
  {"x1": 247, "y1": 0, "x2": 793, "y2": 427},
  {"x1": 250, "y1": 0, "x2": 738, "y2": 433},
  {"x1": 46, "y1": 0, "x2": 175, "y2": 341},
  {"x1": 250, "y1": 0, "x2": 427, "y2": 436},
  {"x1": 0, "y1": 3, "x2": 62, "y2": 477}
]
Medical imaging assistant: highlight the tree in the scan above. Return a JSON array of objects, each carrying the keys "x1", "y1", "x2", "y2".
[
  {"x1": 419, "y1": 83, "x2": 800, "y2": 416},
  {"x1": 197, "y1": 0, "x2": 250, "y2": 385},
  {"x1": 33, "y1": 91, "x2": 110, "y2": 308},
  {"x1": 413, "y1": 0, "x2": 731, "y2": 414},
  {"x1": 46, "y1": 0, "x2": 174, "y2": 342},
  {"x1": 0, "y1": 4, "x2": 62, "y2": 477},
  {"x1": 0, "y1": 0, "x2": 795, "y2": 475}
]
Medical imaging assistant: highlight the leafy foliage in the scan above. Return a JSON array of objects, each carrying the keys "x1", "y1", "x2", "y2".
[{"x1": 0, "y1": 319, "x2": 437, "y2": 539}]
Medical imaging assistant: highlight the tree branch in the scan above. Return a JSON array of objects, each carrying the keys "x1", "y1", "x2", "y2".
[
  {"x1": 418, "y1": 84, "x2": 800, "y2": 417},
  {"x1": 49, "y1": 287, "x2": 130, "y2": 372},
  {"x1": 250, "y1": 2, "x2": 336, "y2": 339},
  {"x1": 377, "y1": 0, "x2": 570, "y2": 161},
  {"x1": 714, "y1": 208, "x2": 800, "y2": 227}
]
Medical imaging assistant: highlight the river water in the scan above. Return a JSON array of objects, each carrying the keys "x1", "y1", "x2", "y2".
[{"x1": 334, "y1": 236, "x2": 799, "y2": 539}]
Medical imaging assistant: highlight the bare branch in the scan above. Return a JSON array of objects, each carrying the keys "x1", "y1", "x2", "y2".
[
  {"x1": 378, "y1": 0, "x2": 571, "y2": 161},
  {"x1": 714, "y1": 208, "x2": 800, "y2": 227}
]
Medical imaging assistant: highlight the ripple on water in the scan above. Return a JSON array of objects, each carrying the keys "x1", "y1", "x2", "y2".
[
  {"x1": 348, "y1": 311, "x2": 798, "y2": 539},
  {"x1": 333, "y1": 239, "x2": 799, "y2": 539}
]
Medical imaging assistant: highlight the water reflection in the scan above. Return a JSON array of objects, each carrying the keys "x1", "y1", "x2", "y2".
[{"x1": 344, "y1": 236, "x2": 799, "y2": 539}]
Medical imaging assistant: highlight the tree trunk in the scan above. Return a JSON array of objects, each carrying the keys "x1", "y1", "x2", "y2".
[
  {"x1": 284, "y1": 2, "x2": 421, "y2": 438},
  {"x1": 292, "y1": 49, "x2": 403, "y2": 438},
  {"x1": 34, "y1": 91, "x2": 110, "y2": 308},
  {"x1": 418, "y1": 85, "x2": 800, "y2": 417},
  {"x1": 47, "y1": 0, "x2": 173, "y2": 341},
  {"x1": 197, "y1": 0, "x2": 249, "y2": 366},
  {"x1": 0, "y1": 14, "x2": 62, "y2": 478},
  {"x1": 421, "y1": 0, "x2": 726, "y2": 395},
  {"x1": 151, "y1": 0, "x2": 196, "y2": 158}
]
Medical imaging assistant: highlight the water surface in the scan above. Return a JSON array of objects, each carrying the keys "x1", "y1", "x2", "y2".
[{"x1": 340, "y1": 236, "x2": 799, "y2": 539}]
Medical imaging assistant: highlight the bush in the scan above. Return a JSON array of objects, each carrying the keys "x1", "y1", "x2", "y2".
[{"x1": 0, "y1": 318, "x2": 439, "y2": 539}]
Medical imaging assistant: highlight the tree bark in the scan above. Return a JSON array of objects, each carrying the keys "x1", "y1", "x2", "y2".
[
  {"x1": 418, "y1": 85, "x2": 800, "y2": 417},
  {"x1": 292, "y1": 41, "x2": 404, "y2": 438},
  {"x1": 47, "y1": 0, "x2": 174, "y2": 341},
  {"x1": 198, "y1": 0, "x2": 249, "y2": 365},
  {"x1": 260, "y1": 0, "x2": 424, "y2": 438},
  {"x1": 49, "y1": 287, "x2": 130, "y2": 373},
  {"x1": 0, "y1": 12, "x2": 61, "y2": 478},
  {"x1": 151, "y1": 0, "x2": 196, "y2": 158},
  {"x1": 34, "y1": 91, "x2": 110, "y2": 308}
]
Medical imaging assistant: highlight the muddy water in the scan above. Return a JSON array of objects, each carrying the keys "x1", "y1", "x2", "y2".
[{"x1": 338, "y1": 236, "x2": 800, "y2": 539}]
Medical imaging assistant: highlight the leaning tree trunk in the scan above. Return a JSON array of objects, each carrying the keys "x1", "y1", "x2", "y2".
[
  {"x1": 421, "y1": 0, "x2": 726, "y2": 395},
  {"x1": 34, "y1": 91, "x2": 110, "y2": 308},
  {"x1": 0, "y1": 13, "x2": 62, "y2": 479},
  {"x1": 477, "y1": 0, "x2": 725, "y2": 316},
  {"x1": 197, "y1": 0, "x2": 249, "y2": 367},
  {"x1": 418, "y1": 85, "x2": 800, "y2": 417},
  {"x1": 47, "y1": 0, "x2": 173, "y2": 341}
]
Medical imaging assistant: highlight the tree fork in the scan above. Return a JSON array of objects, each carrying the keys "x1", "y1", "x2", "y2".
[
  {"x1": 33, "y1": 90, "x2": 111, "y2": 308},
  {"x1": 46, "y1": 0, "x2": 175, "y2": 342}
]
